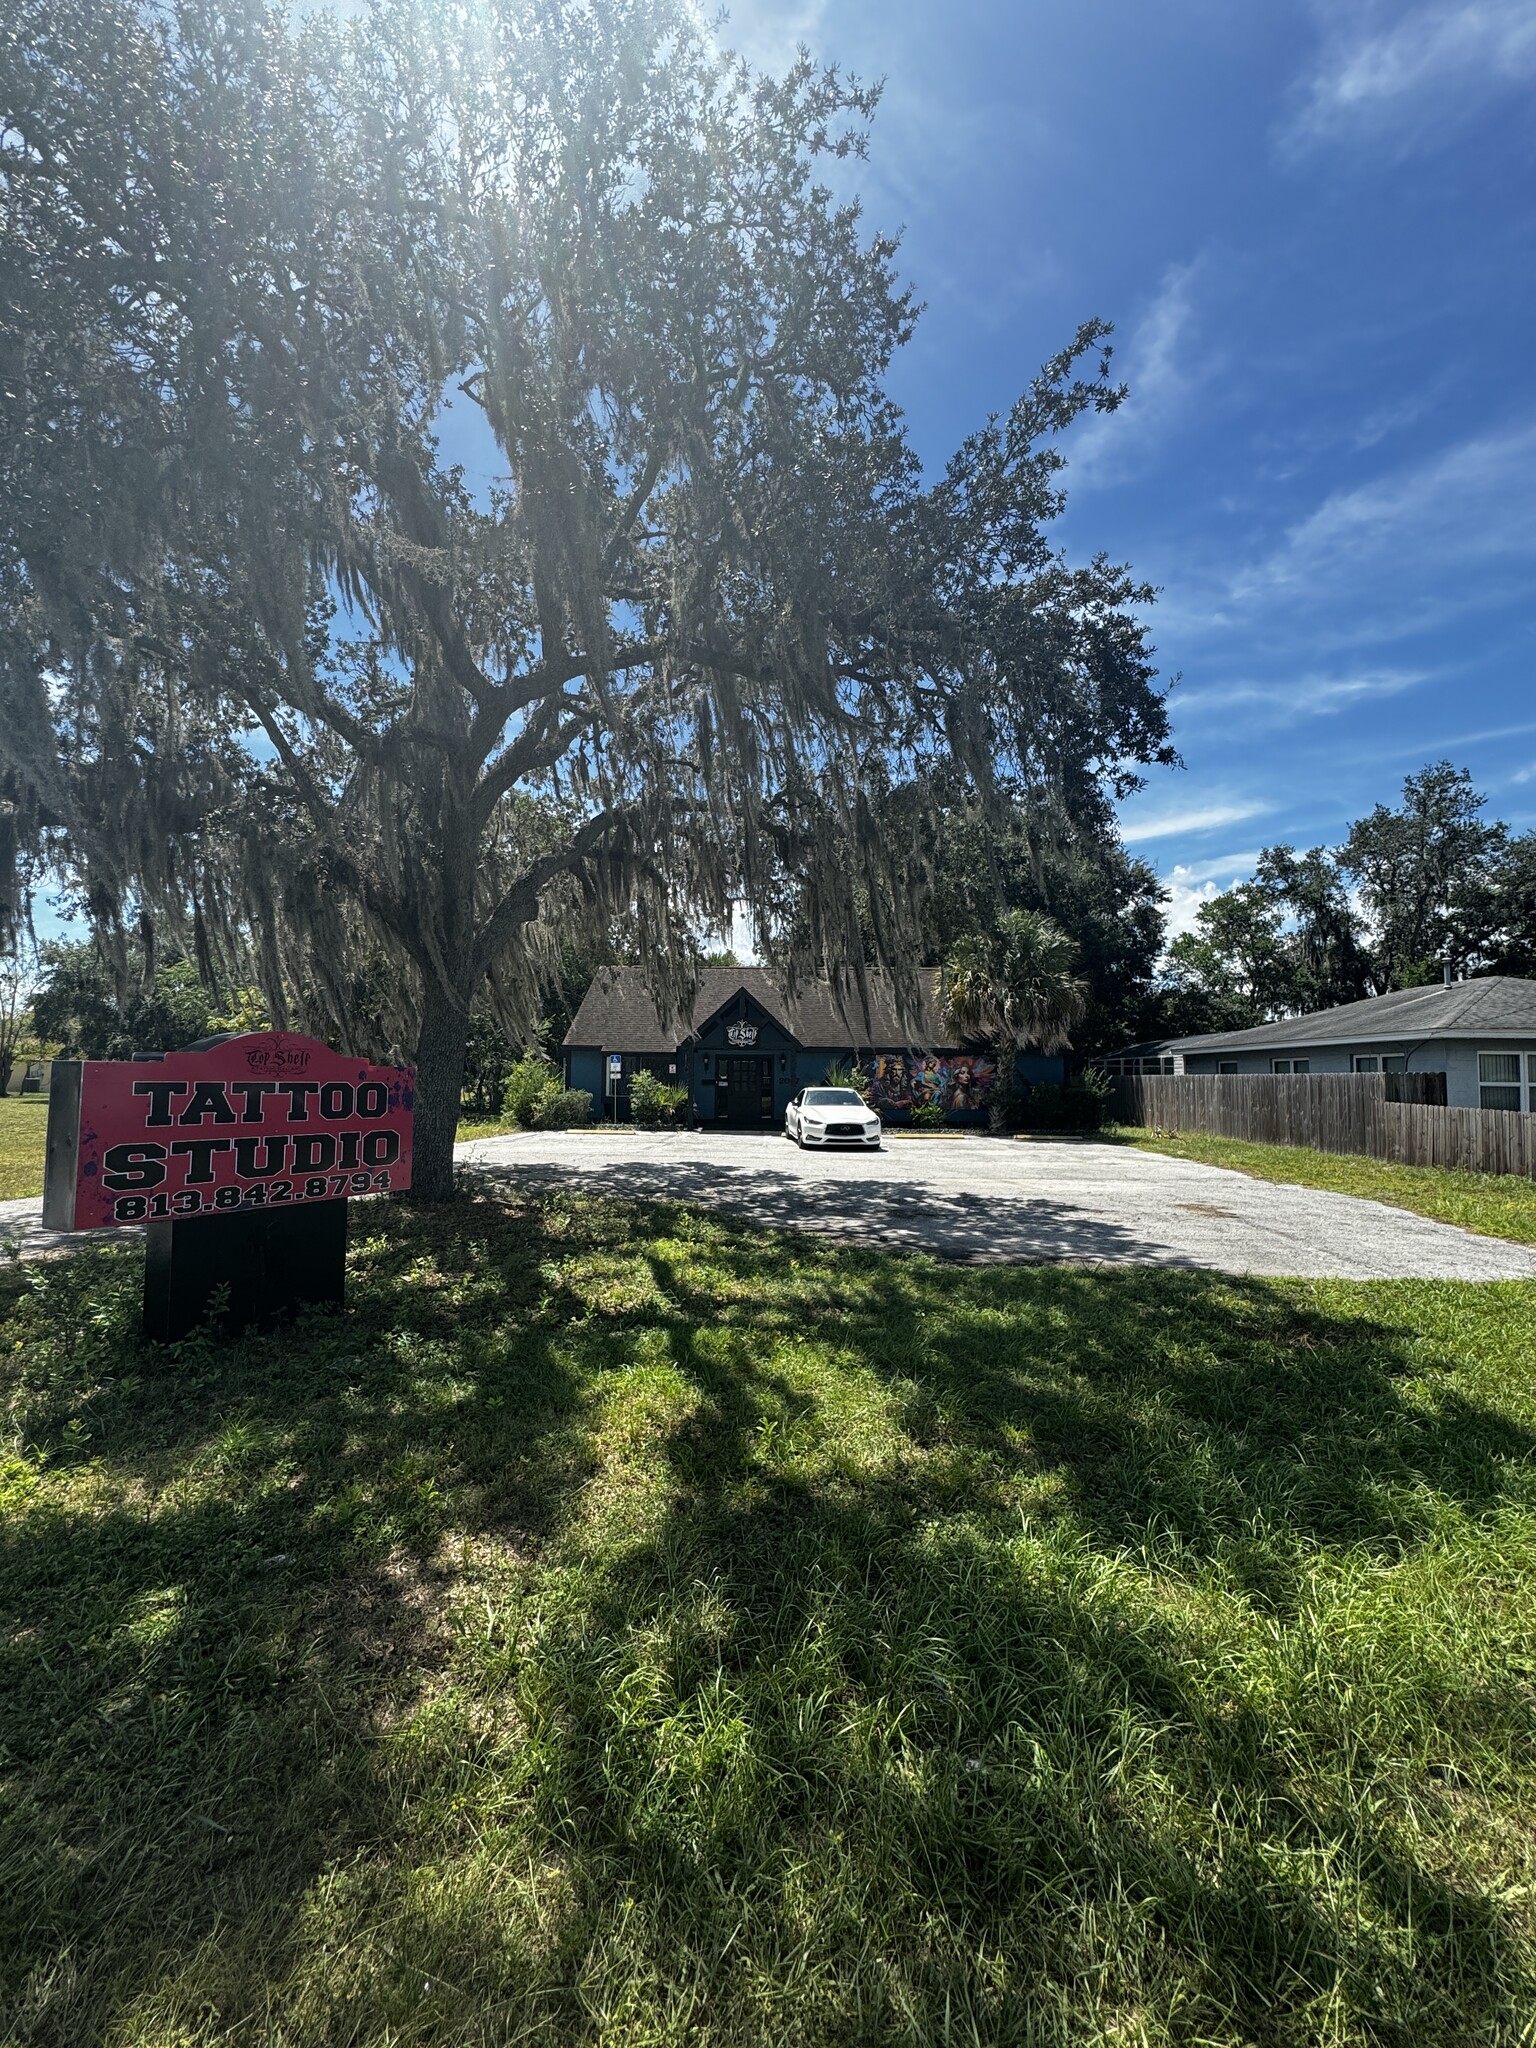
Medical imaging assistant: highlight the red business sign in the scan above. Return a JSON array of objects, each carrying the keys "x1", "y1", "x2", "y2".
[{"x1": 46, "y1": 1032, "x2": 414, "y2": 1231}]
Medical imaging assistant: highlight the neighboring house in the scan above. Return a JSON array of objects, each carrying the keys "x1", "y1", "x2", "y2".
[
  {"x1": 563, "y1": 966, "x2": 1066, "y2": 1128},
  {"x1": 1108, "y1": 976, "x2": 1536, "y2": 1111}
]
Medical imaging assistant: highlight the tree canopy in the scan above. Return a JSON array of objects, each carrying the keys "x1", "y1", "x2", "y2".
[
  {"x1": 943, "y1": 908, "x2": 1088, "y2": 1061},
  {"x1": 1158, "y1": 761, "x2": 1536, "y2": 1036},
  {"x1": 0, "y1": 0, "x2": 1172, "y2": 1190}
]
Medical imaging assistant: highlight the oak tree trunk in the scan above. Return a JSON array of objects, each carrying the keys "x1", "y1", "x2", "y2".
[{"x1": 410, "y1": 980, "x2": 471, "y2": 1202}]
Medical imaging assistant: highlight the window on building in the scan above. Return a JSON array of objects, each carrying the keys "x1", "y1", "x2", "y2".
[
  {"x1": 1218, "y1": 1061, "x2": 1238, "y2": 1074},
  {"x1": 1272, "y1": 1059, "x2": 1311, "y2": 1074},
  {"x1": 1382, "y1": 1055, "x2": 1406, "y2": 1074},
  {"x1": 1353, "y1": 1054, "x2": 1379, "y2": 1074},
  {"x1": 1479, "y1": 1051, "x2": 1523, "y2": 1112}
]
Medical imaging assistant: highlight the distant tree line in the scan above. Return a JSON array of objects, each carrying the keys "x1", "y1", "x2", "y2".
[{"x1": 1160, "y1": 762, "x2": 1536, "y2": 1037}]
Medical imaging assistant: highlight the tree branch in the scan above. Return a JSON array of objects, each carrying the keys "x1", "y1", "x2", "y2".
[
  {"x1": 604, "y1": 450, "x2": 663, "y2": 572},
  {"x1": 470, "y1": 807, "x2": 626, "y2": 980}
]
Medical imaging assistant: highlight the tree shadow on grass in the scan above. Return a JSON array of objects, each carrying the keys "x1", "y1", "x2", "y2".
[{"x1": 2, "y1": 1189, "x2": 1535, "y2": 2044}]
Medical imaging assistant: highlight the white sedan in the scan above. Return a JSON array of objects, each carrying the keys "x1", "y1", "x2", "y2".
[{"x1": 785, "y1": 1086, "x2": 882, "y2": 1149}]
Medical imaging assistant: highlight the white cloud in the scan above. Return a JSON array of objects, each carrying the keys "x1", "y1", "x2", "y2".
[
  {"x1": 1175, "y1": 668, "x2": 1428, "y2": 726},
  {"x1": 706, "y1": 0, "x2": 834, "y2": 73},
  {"x1": 1242, "y1": 423, "x2": 1536, "y2": 594},
  {"x1": 1120, "y1": 799, "x2": 1273, "y2": 845},
  {"x1": 1156, "y1": 421, "x2": 1536, "y2": 652},
  {"x1": 1289, "y1": 0, "x2": 1536, "y2": 151},
  {"x1": 727, "y1": 900, "x2": 761, "y2": 964},
  {"x1": 1068, "y1": 262, "x2": 1203, "y2": 490},
  {"x1": 1165, "y1": 850, "x2": 1266, "y2": 886},
  {"x1": 1159, "y1": 859, "x2": 1262, "y2": 943}
]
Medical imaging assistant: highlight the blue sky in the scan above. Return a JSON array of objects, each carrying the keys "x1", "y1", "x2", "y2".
[
  {"x1": 43, "y1": 1, "x2": 1531, "y2": 960},
  {"x1": 726, "y1": 0, "x2": 1536, "y2": 935}
]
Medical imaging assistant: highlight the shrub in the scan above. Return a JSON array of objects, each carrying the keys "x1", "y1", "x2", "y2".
[
  {"x1": 531, "y1": 1087, "x2": 593, "y2": 1130},
  {"x1": 986, "y1": 1077, "x2": 1030, "y2": 1131},
  {"x1": 629, "y1": 1067, "x2": 688, "y2": 1127},
  {"x1": 1016, "y1": 1069, "x2": 1114, "y2": 1132},
  {"x1": 501, "y1": 1053, "x2": 560, "y2": 1128},
  {"x1": 910, "y1": 1102, "x2": 946, "y2": 1130},
  {"x1": 822, "y1": 1060, "x2": 868, "y2": 1096}
]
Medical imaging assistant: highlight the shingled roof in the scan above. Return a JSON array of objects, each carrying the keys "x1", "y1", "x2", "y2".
[
  {"x1": 564, "y1": 966, "x2": 954, "y2": 1053},
  {"x1": 1123, "y1": 974, "x2": 1536, "y2": 1059}
]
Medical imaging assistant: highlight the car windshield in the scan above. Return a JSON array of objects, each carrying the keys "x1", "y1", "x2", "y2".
[{"x1": 804, "y1": 1089, "x2": 864, "y2": 1107}]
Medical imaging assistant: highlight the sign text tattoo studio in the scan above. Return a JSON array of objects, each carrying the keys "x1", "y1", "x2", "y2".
[{"x1": 45, "y1": 1032, "x2": 414, "y2": 1339}]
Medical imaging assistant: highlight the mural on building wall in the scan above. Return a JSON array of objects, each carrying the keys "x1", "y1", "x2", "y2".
[{"x1": 868, "y1": 1053, "x2": 998, "y2": 1113}]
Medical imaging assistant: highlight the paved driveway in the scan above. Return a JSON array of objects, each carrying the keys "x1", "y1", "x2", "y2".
[
  {"x1": 7, "y1": 1130, "x2": 1536, "y2": 1279},
  {"x1": 455, "y1": 1128, "x2": 1536, "y2": 1281}
]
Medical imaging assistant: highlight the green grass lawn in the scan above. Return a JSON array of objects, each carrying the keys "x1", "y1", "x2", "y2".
[
  {"x1": 5, "y1": 1190, "x2": 1536, "y2": 2044},
  {"x1": 0, "y1": 1094, "x2": 48, "y2": 1201},
  {"x1": 1112, "y1": 1123, "x2": 1536, "y2": 1245}
]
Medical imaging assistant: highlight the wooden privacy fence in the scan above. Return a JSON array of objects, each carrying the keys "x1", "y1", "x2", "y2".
[{"x1": 1106, "y1": 1070, "x2": 1536, "y2": 1178}]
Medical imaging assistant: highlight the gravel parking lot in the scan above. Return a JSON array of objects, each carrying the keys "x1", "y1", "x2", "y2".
[
  {"x1": 456, "y1": 1127, "x2": 1536, "y2": 1281},
  {"x1": 7, "y1": 1128, "x2": 1536, "y2": 1279}
]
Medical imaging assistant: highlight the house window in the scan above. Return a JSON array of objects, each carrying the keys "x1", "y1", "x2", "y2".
[
  {"x1": 1479, "y1": 1052, "x2": 1523, "y2": 1112},
  {"x1": 1218, "y1": 1061, "x2": 1238, "y2": 1074},
  {"x1": 1272, "y1": 1059, "x2": 1310, "y2": 1074},
  {"x1": 1355, "y1": 1053, "x2": 1407, "y2": 1076}
]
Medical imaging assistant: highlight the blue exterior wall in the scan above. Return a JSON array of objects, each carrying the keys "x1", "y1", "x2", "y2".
[
  {"x1": 567, "y1": 1047, "x2": 605, "y2": 1104},
  {"x1": 1180, "y1": 1035, "x2": 1536, "y2": 1109},
  {"x1": 566, "y1": 1010, "x2": 1066, "y2": 1125}
]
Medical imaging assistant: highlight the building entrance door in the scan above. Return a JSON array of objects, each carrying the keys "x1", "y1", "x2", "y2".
[{"x1": 715, "y1": 1055, "x2": 775, "y2": 1127}]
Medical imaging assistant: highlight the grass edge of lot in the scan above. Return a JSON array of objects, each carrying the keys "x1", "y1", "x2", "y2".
[{"x1": 1108, "y1": 1120, "x2": 1536, "y2": 1245}]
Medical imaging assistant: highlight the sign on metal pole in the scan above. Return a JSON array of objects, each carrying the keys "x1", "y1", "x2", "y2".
[{"x1": 43, "y1": 1032, "x2": 414, "y2": 1339}]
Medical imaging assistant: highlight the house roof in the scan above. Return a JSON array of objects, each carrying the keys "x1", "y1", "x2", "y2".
[
  {"x1": 563, "y1": 966, "x2": 952, "y2": 1053},
  {"x1": 1122, "y1": 975, "x2": 1536, "y2": 1058}
]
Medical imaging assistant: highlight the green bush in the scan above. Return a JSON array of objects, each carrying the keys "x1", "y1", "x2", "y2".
[
  {"x1": 629, "y1": 1067, "x2": 689, "y2": 1127},
  {"x1": 1017, "y1": 1069, "x2": 1114, "y2": 1132},
  {"x1": 501, "y1": 1053, "x2": 560, "y2": 1128},
  {"x1": 531, "y1": 1087, "x2": 593, "y2": 1130},
  {"x1": 822, "y1": 1060, "x2": 869, "y2": 1097},
  {"x1": 910, "y1": 1102, "x2": 946, "y2": 1130},
  {"x1": 986, "y1": 1077, "x2": 1030, "y2": 1131}
]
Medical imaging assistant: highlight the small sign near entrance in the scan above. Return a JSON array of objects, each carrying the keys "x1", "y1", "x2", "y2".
[
  {"x1": 608, "y1": 1054, "x2": 624, "y2": 1074},
  {"x1": 726, "y1": 1020, "x2": 759, "y2": 1047}
]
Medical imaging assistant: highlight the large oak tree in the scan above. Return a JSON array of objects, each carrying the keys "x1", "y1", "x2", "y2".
[{"x1": 0, "y1": 0, "x2": 1173, "y2": 1195}]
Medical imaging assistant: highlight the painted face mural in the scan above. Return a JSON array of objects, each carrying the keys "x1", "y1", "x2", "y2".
[
  {"x1": 869, "y1": 1055, "x2": 912, "y2": 1108},
  {"x1": 912, "y1": 1054, "x2": 944, "y2": 1105},
  {"x1": 868, "y1": 1054, "x2": 998, "y2": 1111}
]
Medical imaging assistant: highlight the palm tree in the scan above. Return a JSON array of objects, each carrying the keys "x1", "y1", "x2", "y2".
[{"x1": 943, "y1": 909, "x2": 1088, "y2": 1058}]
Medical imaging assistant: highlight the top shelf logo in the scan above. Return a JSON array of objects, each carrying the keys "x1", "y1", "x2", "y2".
[{"x1": 244, "y1": 1038, "x2": 314, "y2": 1076}]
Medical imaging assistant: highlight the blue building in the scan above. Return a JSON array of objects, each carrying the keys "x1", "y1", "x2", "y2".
[
  {"x1": 1109, "y1": 976, "x2": 1536, "y2": 1111},
  {"x1": 563, "y1": 966, "x2": 1066, "y2": 1128}
]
